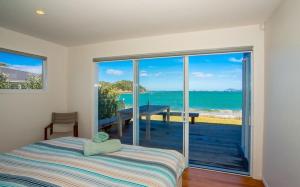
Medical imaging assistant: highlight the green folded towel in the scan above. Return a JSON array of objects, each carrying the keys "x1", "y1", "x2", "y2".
[
  {"x1": 92, "y1": 132, "x2": 109, "y2": 143},
  {"x1": 84, "y1": 139, "x2": 122, "y2": 156}
]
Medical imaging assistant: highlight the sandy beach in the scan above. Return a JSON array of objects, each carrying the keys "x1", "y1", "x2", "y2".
[{"x1": 140, "y1": 110, "x2": 242, "y2": 125}]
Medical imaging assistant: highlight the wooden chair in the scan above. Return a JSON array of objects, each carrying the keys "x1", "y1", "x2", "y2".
[{"x1": 44, "y1": 112, "x2": 78, "y2": 140}]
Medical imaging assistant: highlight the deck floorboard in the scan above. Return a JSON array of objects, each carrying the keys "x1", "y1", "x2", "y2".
[{"x1": 107, "y1": 120, "x2": 248, "y2": 172}]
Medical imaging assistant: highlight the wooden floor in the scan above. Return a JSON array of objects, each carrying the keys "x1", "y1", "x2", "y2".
[
  {"x1": 108, "y1": 120, "x2": 248, "y2": 172},
  {"x1": 182, "y1": 168, "x2": 264, "y2": 187}
]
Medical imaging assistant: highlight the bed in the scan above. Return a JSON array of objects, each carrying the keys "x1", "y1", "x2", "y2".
[{"x1": 0, "y1": 137, "x2": 186, "y2": 187}]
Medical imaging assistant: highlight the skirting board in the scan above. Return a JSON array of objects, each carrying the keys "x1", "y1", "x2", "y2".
[{"x1": 262, "y1": 178, "x2": 269, "y2": 187}]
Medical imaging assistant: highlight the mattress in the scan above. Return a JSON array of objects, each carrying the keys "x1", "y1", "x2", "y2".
[{"x1": 0, "y1": 137, "x2": 186, "y2": 187}]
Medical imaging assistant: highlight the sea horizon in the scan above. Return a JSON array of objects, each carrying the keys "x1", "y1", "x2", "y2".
[{"x1": 118, "y1": 90, "x2": 242, "y2": 118}]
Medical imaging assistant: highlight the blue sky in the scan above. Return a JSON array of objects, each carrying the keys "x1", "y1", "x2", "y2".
[
  {"x1": 0, "y1": 51, "x2": 43, "y2": 74},
  {"x1": 98, "y1": 59, "x2": 134, "y2": 82},
  {"x1": 97, "y1": 52, "x2": 247, "y2": 91}
]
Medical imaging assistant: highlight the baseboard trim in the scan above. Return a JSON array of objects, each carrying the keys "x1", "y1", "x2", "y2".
[{"x1": 262, "y1": 178, "x2": 269, "y2": 187}]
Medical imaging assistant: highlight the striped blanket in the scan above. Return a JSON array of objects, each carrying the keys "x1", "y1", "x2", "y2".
[{"x1": 0, "y1": 137, "x2": 186, "y2": 187}]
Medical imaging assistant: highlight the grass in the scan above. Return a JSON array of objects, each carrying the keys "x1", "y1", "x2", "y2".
[{"x1": 141, "y1": 115, "x2": 242, "y2": 125}]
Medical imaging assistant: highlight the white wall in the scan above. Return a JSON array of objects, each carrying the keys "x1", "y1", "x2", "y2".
[
  {"x1": 68, "y1": 25, "x2": 265, "y2": 179},
  {"x1": 264, "y1": 0, "x2": 300, "y2": 187},
  {"x1": 0, "y1": 27, "x2": 68, "y2": 151}
]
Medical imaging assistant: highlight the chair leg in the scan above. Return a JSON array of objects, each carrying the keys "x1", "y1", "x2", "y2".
[
  {"x1": 74, "y1": 125, "x2": 78, "y2": 137},
  {"x1": 44, "y1": 128, "x2": 48, "y2": 140}
]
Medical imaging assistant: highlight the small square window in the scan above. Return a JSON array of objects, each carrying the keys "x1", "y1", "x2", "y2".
[{"x1": 0, "y1": 48, "x2": 46, "y2": 91}]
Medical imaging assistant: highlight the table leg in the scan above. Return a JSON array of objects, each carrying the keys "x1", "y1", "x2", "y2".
[
  {"x1": 162, "y1": 113, "x2": 166, "y2": 122},
  {"x1": 191, "y1": 117, "x2": 195, "y2": 124},
  {"x1": 167, "y1": 107, "x2": 170, "y2": 124},
  {"x1": 146, "y1": 114, "x2": 151, "y2": 140}
]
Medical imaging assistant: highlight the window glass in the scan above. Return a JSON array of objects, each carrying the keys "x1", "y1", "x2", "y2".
[{"x1": 0, "y1": 50, "x2": 45, "y2": 90}]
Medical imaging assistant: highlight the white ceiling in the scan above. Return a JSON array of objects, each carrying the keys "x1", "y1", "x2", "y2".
[{"x1": 0, "y1": 0, "x2": 281, "y2": 46}]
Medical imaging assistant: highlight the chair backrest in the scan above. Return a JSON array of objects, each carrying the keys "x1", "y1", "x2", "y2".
[{"x1": 52, "y1": 112, "x2": 78, "y2": 124}]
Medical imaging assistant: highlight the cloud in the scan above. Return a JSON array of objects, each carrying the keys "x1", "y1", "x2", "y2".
[
  {"x1": 192, "y1": 72, "x2": 213, "y2": 78},
  {"x1": 217, "y1": 68, "x2": 242, "y2": 78},
  {"x1": 140, "y1": 70, "x2": 148, "y2": 77},
  {"x1": 226, "y1": 68, "x2": 242, "y2": 74},
  {"x1": 140, "y1": 70, "x2": 162, "y2": 77},
  {"x1": 229, "y1": 57, "x2": 244, "y2": 63},
  {"x1": 9, "y1": 65, "x2": 42, "y2": 74},
  {"x1": 154, "y1": 72, "x2": 162, "y2": 77},
  {"x1": 106, "y1": 69, "x2": 123, "y2": 76}
]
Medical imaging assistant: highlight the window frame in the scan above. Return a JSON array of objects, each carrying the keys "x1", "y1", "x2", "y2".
[{"x1": 0, "y1": 48, "x2": 47, "y2": 94}]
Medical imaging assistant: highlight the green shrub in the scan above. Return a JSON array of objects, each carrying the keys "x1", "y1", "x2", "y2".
[
  {"x1": 24, "y1": 75, "x2": 42, "y2": 89},
  {"x1": 0, "y1": 73, "x2": 42, "y2": 89},
  {"x1": 97, "y1": 80, "x2": 146, "y2": 120},
  {"x1": 98, "y1": 84, "x2": 120, "y2": 119},
  {"x1": 0, "y1": 73, "x2": 9, "y2": 89}
]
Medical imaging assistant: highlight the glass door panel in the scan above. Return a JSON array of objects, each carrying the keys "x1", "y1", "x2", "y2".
[
  {"x1": 97, "y1": 60, "x2": 133, "y2": 145},
  {"x1": 138, "y1": 57, "x2": 184, "y2": 153},
  {"x1": 188, "y1": 52, "x2": 250, "y2": 174}
]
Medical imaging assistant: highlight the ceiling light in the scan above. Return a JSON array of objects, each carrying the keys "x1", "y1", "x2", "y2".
[{"x1": 35, "y1": 10, "x2": 45, "y2": 15}]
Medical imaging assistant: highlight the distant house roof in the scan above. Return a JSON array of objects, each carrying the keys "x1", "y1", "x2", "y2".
[{"x1": 0, "y1": 66, "x2": 39, "y2": 82}]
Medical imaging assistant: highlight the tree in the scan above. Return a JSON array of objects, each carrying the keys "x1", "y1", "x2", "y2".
[
  {"x1": 98, "y1": 84, "x2": 120, "y2": 119},
  {"x1": 0, "y1": 72, "x2": 9, "y2": 89},
  {"x1": 0, "y1": 62, "x2": 7, "y2": 67},
  {"x1": 24, "y1": 75, "x2": 43, "y2": 89},
  {"x1": 97, "y1": 80, "x2": 147, "y2": 119},
  {"x1": 99, "y1": 80, "x2": 147, "y2": 92}
]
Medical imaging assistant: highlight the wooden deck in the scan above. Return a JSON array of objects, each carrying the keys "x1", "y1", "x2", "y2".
[{"x1": 107, "y1": 120, "x2": 249, "y2": 173}]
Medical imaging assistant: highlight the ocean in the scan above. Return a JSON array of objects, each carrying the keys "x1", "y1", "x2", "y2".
[{"x1": 119, "y1": 91, "x2": 242, "y2": 113}]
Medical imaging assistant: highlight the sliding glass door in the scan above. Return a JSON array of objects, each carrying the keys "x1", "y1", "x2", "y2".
[
  {"x1": 95, "y1": 49, "x2": 252, "y2": 175},
  {"x1": 137, "y1": 57, "x2": 185, "y2": 153}
]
